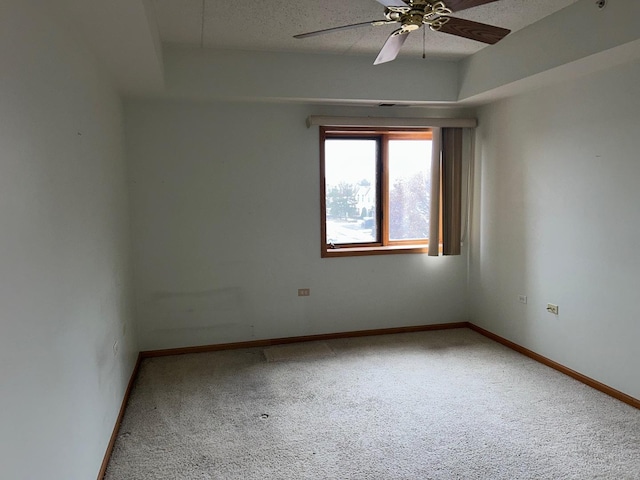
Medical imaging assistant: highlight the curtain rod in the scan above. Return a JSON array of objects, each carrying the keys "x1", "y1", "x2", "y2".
[{"x1": 306, "y1": 115, "x2": 477, "y2": 129}]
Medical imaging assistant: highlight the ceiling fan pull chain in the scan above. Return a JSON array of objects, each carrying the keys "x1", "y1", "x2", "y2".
[{"x1": 423, "y1": 27, "x2": 426, "y2": 59}]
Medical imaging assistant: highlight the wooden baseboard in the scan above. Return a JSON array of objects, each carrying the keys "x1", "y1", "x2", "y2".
[
  {"x1": 468, "y1": 323, "x2": 640, "y2": 410},
  {"x1": 97, "y1": 353, "x2": 142, "y2": 480},
  {"x1": 140, "y1": 322, "x2": 469, "y2": 358}
]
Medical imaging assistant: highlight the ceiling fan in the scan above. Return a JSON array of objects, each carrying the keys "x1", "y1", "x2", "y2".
[{"x1": 294, "y1": 0, "x2": 511, "y2": 65}]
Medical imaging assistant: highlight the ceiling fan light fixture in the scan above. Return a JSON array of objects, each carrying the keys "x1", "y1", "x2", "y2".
[
  {"x1": 386, "y1": 6, "x2": 412, "y2": 14},
  {"x1": 427, "y1": 16, "x2": 451, "y2": 31},
  {"x1": 421, "y1": 1, "x2": 453, "y2": 29},
  {"x1": 385, "y1": 10, "x2": 402, "y2": 21}
]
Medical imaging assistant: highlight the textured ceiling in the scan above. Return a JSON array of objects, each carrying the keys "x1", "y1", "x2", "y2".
[{"x1": 152, "y1": 0, "x2": 579, "y2": 61}]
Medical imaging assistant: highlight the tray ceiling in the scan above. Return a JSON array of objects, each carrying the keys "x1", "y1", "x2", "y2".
[{"x1": 152, "y1": 0, "x2": 580, "y2": 60}]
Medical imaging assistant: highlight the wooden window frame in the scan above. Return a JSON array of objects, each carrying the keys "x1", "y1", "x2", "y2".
[{"x1": 320, "y1": 126, "x2": 434, "y2": 258}]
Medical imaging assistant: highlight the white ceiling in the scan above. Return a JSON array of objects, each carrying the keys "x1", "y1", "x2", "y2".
[
  {"x1": 56, "y1": 0, "x2": 640, "y2": 104},
  {"x1": 151, "y1": 0, "x2": 579, "y2": 60}
]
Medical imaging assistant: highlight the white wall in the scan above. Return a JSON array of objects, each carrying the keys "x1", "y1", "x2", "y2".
[
  {"x1": 126, "y1": 101, "x2": 470, "y2": 351},
  {"x1": 470, "y1": 59, "x2": 640, "y2": 399},
  {"x1": 459, "y1": 0, "x2": 640, "y2": 102},
  {"x1": 0, "y1": 1, "x2": 137, "y2": 479},
  {"x1": 163, "y1": 46, "x2": 459, "y2": 104}
]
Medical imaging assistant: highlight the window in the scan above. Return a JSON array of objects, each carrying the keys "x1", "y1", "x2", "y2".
[{"x1": 320, "y1": 127, "x2": 434, "y2": 257}]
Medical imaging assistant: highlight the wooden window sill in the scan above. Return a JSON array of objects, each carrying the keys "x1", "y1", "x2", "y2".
[{"x1": 322, "y1": 244, "x2": 430, "y2": 258}]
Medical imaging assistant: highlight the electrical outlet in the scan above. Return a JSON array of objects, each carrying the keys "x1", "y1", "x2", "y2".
[
  {"x1": 546, "y1": 304, "x2": 559, "y2": 315},
  {"x1": 518, "y1": 295, "x2": 527, "y2": 304},
  {"x1": 297, "y1": 288, "x2": 310, "y2": 297}
]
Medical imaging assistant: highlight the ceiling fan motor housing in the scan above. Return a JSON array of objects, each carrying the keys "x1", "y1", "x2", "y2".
[
  {"x1": 403, "y1": 12, "x2": 425, "y2": 31},
  {"x1": 386, "y1": 1, "x2": 453, "y2": 32}
]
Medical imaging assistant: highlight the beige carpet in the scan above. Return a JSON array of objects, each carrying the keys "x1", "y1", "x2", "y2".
[{"x1": 105, "y1": 329, "x2": 640, "y2": 479}]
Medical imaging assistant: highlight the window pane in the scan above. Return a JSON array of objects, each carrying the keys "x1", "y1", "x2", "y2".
[
  {"x1": 325, "y1": 139, "x2": 378, "y2": 244},
  {"x1": 388, "y1": 139, "x2": 431, "y2": 241}
]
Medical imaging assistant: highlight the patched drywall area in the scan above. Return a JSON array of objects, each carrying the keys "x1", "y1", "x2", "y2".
[
  {"x1": 469, "y1": 58, "x2": 640, "y2": 400},
  {"x1": 126, "y1": 101, "x2": 470, "y2": 351},
  {"x1": 0, "y1": 1, "x2": 137, "y2": 478}
]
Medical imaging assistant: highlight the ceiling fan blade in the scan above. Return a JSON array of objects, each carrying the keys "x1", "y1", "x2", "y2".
[
  {"x1": 294, "y1": 20, "x2": 394, "y2": 39},
  {"x1": 444, "y1": 0, "x2": 501, "y2": 12},
  {"x1": 374, "y1": 29, "x2": 410, "y2": 65},
  {"x1": 436, "y1": 17, "x2": 510, "y2": 44},
  {"x1": 374, "y1": 0, "x2": 409, "y2": 6}
]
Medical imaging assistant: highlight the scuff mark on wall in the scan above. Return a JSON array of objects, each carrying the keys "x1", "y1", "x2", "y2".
[
  {"x1": 146, "y1": 286, "x2": 249, "y2": 330},
  {"x1": 152, "y1": 287, "x2": 242, "y2": 301},
  {"x1": 150, "y1": 324, "x2": 256, "y2": 348}
]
